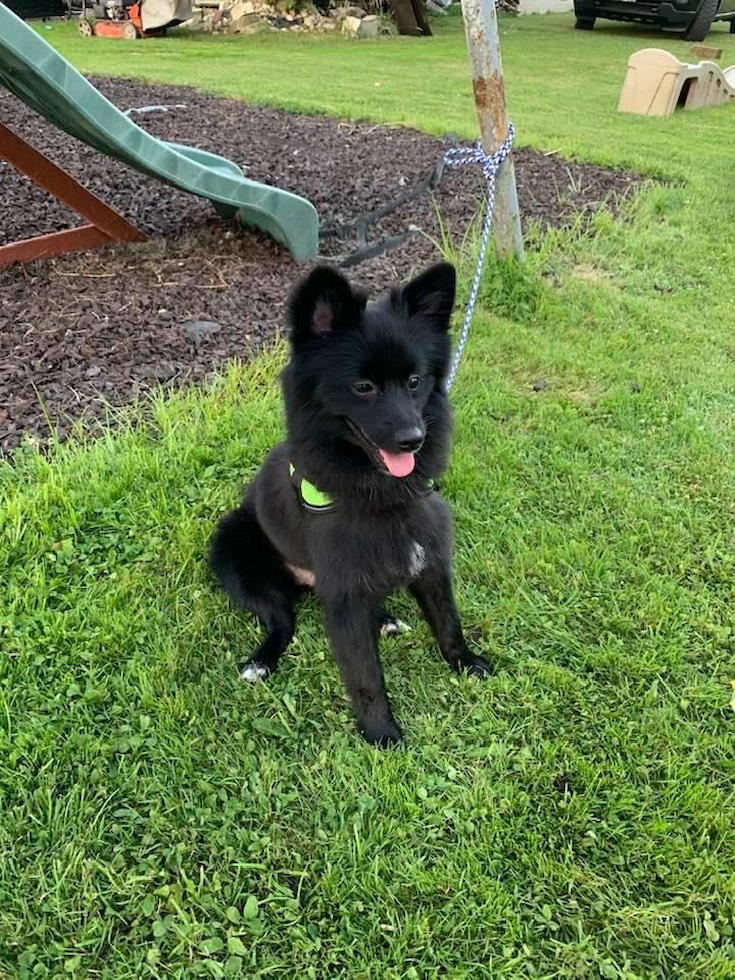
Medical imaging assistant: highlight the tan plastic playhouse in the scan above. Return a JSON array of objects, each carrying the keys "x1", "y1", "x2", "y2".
[{"x1": 618, "y1": 47, "x2": 735, "y2": 116}]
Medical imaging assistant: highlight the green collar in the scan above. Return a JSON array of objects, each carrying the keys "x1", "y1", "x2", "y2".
[
  {"x1": 289, "y1": 463, "x2": 437, "y2": 515},
  {"x1": 289, "y1": 464, "x2": 335, "y2": 512}
]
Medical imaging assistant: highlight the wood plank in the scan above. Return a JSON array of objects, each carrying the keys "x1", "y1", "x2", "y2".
[
  {"x1": 0, "y1": 121, "x2": 146, "y2": 243},
  {"x1": 0, "y1": 226, "x2": 111, "y2": 267}
]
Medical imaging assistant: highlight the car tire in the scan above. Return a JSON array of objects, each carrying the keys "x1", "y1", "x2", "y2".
[
  {"x1": 730, "y1": 17, "x2": 735, "y2": 31},
  {"x1": 684, "y1": 0, "x2": 719, "y2": 41},
  {"x1": 575, "y1": 16, "x2": 595, "y2": 28}
]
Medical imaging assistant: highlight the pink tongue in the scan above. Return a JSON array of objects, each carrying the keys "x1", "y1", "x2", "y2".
[{"x1": 379, "y1": 450, "x2": 416, "y2": 478}]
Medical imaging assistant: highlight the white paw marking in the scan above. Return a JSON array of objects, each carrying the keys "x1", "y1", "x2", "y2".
[
  {"x1": 380, "y1": 618, "x2": 412, "y2": 638},
  {"x1": 240, "y1": 661, "x2": 268, "y2": 683},
  {"x1": 286, "y1": 563, "x2": 316, "y2": 588},
  {"x1": 408, "y1": 541, "x2": 426, "y2": 578}
]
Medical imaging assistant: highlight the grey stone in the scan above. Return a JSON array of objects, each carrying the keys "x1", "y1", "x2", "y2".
[
  {"x1": 357, "y1": 13, "x2": 379, "y2": 34},
  {"x1": 180, "y1": 319, "x2": 223, "y2": 340},
  {"x1": 227, "y1": 11, "x2": 272, "y2": 31},
  {"x1": 334, "y1": 4, "x2": 367, "y2": 17}
]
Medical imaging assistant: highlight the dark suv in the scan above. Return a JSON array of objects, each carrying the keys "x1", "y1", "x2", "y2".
[{"x1": 573, "y1": 0, "x2": 735, "y2": 41}]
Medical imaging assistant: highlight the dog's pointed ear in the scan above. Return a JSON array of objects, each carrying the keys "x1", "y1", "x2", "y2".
[
  {"x1": 289, "y1": 266, "x2": 366, "y2": 345},
  {"x1": 393, "y1": 262, "x2": 456, "y2": 332}
]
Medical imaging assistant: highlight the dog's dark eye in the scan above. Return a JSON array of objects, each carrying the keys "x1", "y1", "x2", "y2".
[
  {"x1": 407, "y1": 375, "x2": 421, "y2": 391},
  {"x1": 352, "y1": 380, "x2": 376, "y2": 396}
]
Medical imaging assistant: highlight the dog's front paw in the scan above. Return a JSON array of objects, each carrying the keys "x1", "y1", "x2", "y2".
[
  {"x1": 239, "y1": 659, "x2": 270, "y2": 683},
  {"x1": 359, "y1": 716, "x2": 403, "y2": 748},
  {"x1": 379, "y1": 616, "x2": 412, "y2": 638},
  {"x1": 460, "y1": 652, "x2": 493, "y2": 679}
]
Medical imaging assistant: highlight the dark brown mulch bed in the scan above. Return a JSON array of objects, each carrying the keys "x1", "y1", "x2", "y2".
[{"x1": 0, "y1": 77, "x2": 642, "y2": 453}]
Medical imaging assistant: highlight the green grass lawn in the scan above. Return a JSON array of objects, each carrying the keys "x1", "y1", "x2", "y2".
[{"x1": 2, "y1": 12, "x2": 735, "y2": 980}]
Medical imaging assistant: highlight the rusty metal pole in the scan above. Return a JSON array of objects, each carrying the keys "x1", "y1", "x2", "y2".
[{"x1": 460, "y1": 0, "x2": 524, "y2": 260}]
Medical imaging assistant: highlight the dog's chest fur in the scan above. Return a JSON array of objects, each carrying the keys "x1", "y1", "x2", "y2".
[
  {"x1": 407, "y1": 540, "x2": 427, "y2": 578},
  {"x1": 255, "y1": 446, "x2": 452, "y2": 598},
  {"x1": 289, "y1": 532, "x2": 426, "y2": 591},
  {"x1": 303, "y1": 496, "x2": 447, "y2": 597}
]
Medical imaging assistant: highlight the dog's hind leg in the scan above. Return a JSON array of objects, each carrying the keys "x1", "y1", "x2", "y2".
[
  {"x1": 209, "y1": 501, "x2": 301, "y2": 680},
  {"x1": 378, "y1": 609, "x2": 412, "y2": 638}
]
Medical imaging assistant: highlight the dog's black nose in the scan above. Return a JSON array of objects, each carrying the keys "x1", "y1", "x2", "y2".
[{"x1": 395, "y1": 427, "x2": 425, "y2": 453}]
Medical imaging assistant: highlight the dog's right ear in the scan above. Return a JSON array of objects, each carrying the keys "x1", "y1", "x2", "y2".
[{"x1": 289, "y1": 267, "x2": 365, "y2": 345}]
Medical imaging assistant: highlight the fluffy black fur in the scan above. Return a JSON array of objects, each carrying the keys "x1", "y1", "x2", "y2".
[{"x1": 209, "y1": 261, "x2": 491, "y2": 746}]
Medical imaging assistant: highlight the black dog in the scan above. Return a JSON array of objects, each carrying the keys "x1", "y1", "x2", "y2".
[{"x1": 209, "y1": 261, "x2": 491, "y2": 746}]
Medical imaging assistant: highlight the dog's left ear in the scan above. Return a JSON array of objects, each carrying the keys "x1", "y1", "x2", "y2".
[{"x1": 394, "y1": 262, "x2": 456, "y2": 332}]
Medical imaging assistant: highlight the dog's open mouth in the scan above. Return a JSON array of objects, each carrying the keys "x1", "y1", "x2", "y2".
[{"x1": 345, "y1": 419, "x2": 417, "y2": 478}]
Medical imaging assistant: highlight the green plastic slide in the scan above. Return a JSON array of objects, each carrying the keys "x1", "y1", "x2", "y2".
[{"x1": 0, "y1": 4, "x2": 319, "y2": 260}]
